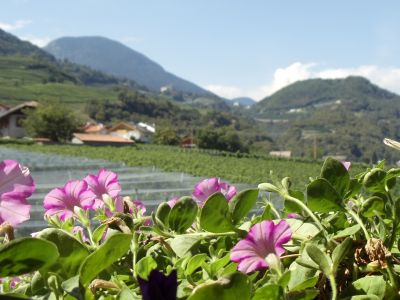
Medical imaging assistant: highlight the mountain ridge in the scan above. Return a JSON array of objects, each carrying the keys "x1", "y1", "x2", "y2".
[{"x1": 44, "y1": 36, "x2": 213, "y2": 96}]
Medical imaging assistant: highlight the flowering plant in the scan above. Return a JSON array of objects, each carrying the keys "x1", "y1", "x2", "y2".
[{"x1": 1, "y1": 156, "x2": 400, "y2": 299}]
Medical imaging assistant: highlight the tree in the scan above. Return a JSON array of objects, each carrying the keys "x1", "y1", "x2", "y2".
[
  {"x1": 153, "y1": 126, "x2": 180, "y2": 146},
  {"x1": 198, "y1": 127, "x2": 248, "y2": 153},
  {"x1": 22, "y1": 102, "x2": 82, "y2": 142}
]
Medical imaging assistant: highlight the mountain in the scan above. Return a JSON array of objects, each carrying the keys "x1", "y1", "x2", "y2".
[
  {"x1": 44, "y1": 36, "x2": 212, "y2": 96},
  {"x1": 0, "y1": 29, "x2": 54, "y2": 60},
  {"x1": 252, "y1": 76, "x2": 400, "y2": 163},
  {"x1": 253, "y1": 76, "x2": 398, "y2": 113}
]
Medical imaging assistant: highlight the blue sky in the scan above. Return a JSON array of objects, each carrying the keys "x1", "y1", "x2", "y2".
[{"x1": 1, "y1": 0, "x2": 400, "y2": 100}]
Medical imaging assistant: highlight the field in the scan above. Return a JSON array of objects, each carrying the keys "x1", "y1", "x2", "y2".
[
  {"x1": 3, "y1": 143, "x2": 366, "y2": 188},
  {"x1": 0, "y1": 56, "x2": 120, "y2": 108}
]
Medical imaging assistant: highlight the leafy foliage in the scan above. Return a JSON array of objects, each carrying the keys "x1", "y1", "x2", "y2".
[{"x1": 22, "y1": 102, "x2": 83, "y2": 142}]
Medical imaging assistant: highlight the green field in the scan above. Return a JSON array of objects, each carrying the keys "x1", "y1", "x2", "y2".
[
  {"x1": 3, "y1": 143, "x2": 366, "y2": 188},
  {"x1": 0, "y1": 56, "x2": 120, "y2": 108}
]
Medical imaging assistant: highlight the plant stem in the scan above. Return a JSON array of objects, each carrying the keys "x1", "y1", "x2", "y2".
[
  {"x1": 328, "y1": 275, "x2": 338, "y2": 300},
  {"x1": 346, "y1": 209, "x2": 370, "y2": 240},
  {"x1": 386, "y1": 262, "x2": 398, "y2": 291},
  {"x1": 283, "y1": 193, "x2": 325, "y2": 233}
]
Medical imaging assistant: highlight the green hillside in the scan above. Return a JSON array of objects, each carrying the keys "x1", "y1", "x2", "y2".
[
  {"x1": 253, "y1": 76, "x2": 399, "y2": 114},
  {"x1": 251, "y1": 77, "x2": 400, "y2": 163},
  {"x1": 0, "y1": 55, "x2": 121, "y2": 107}
]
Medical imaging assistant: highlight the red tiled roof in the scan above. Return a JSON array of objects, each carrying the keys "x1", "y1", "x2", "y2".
[{"x1": 73, "y1": 133, "x2": 134, "y2": 144}]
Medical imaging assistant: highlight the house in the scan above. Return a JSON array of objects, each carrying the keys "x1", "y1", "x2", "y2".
[
  {"x1": 71, "y1": 133, "x2": 134, "y2": 146},
  {"x1": 181, "y1": 133, "x2": 196, "y2": 148},
  {"x1": 0, "y1": 101, "x2": 38, "y2": 138},
  {"x1": 108, "y1": 121, "x2": 154, "y2": 143},
  {"x1": 82, "y1": 122, "x2": 107, "y2": 134},
  {"x1": 269, "y1": 151, "x2": 292, "y2": 158}
]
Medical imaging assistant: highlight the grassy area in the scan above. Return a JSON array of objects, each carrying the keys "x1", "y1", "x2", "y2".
[
  {"x1": 0, "y1": 55, "x2": 120, "y2": 108},
  {"x1": 3, "y1": 143, "x2": 366, "y2": 188}
]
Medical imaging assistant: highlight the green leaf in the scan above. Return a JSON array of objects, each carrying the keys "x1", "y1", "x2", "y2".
[
  {"x1": 136, "y1": 256, "x2": 157, "y2": 280},
  {"x1": 210, "y1": 254, "x2": 231, "y2": 276},
  {"x1": 285, "y1": 190, "x2": 305, "y2": 213},
  {"x1": 258, "y1": 182, "x2": 281, "y2": 193},
  {"x1": 229, "y1": 189, "x2": 259, "y2": 224},
  {"x1": 0, "y1": 237, "x2": 59, "y2": 277},
  {"x1": 320, "y1": 157, "x2": 350, "y2": 197},
  {"x1": 351, "y1": 276, "x2": 386, "y2": 299},
  {"x1": 305, "y1": 244, "x2": 332, "y2": 275},
  {"x1": 61, "y1": 275, "x2": 83, "y2": 300},
  {"x1": 169, "y1": 235, "x2": 201, "y2": 258},
  {"x1": 188, "y1": 273, "x2": 251, "y2": 300},
  {"x1": 92, "y1": 224, "x2": 108, "y2": 245},
  {"x1": 288, "y1": 262, "x2": 318, "y2": 291},
  {"x1": 361, "y1": 197, "x2": 385, "y2": 217},
  {"x1": 345, "y1": 179, "x2": 362, "y2": 199},
  {"x1": 363, "y1": 169, "x2": 387, "y2": 193},
  {"x1": 286, "y1": 289, "x2": 319, "y2": 300},
  {"x1": 286, "y1": 219, "x2": 320, "y2": 241},
  {"x1": 200, "y1": 193, "x2": 234, "y2": 233},
  {"x1": 278, "y1": 270, "x2": 291, "y2": 288},
  {"x1": 186, "y1": 254, "x2": 208, "y2": 275},
  {"x1": 307, "y1": 178, "x2": 343, "y2": 213},
  {"x1": 79, "y1": 233, "x2": 132, "y2": 285},
  {"x1": 261, "y1": 204, "x2": 274, "y2": 220},
  {"x1": 36, "y1": 228, "x2": 90, "y2": 278},
  {"x1": 332, "y1": 237, "x2": 352, "y2": 273},
  {"x1": 155, "y1": 202, "x2": 171, "y2": 228},
  {"x1": 252, "y1": 284, "x2": 281, "y2": 300},
  {"x1": 119, "y1": 287, "x2": 140, "y2": 300},
  {"x1": 168, "y1": 197, "x2": 198, "y2": 233},
  {"x1": 332, "y1": 224, "x2": 361, "y2": 239}
]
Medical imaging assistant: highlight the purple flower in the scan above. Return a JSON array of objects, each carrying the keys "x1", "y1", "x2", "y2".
[
  {"x1": 192, "y1": 177, "x2": 236, "y2": 205},
  {"x1": 231, "y1": 220, "x2": 292, "y2": 273},
  {"x1": 44, "y1": 180, "x2": 96, "y2": 221},
  {"x1": 341, "y1": 161, "x2": 351, "y2": 171},
  {"x1": 138, "y1": 270, "x2": 177, "y2": 300},
  {"x1": 0, "y1": 160, "x2": 35, "y2": 226},
  {"x1": 84, "y1": 169, "x2": 122, "y2": 210},
  {"x1": 287, "y1": 213, "x2": 300, "y2": 219},
  {"x1": 167, "y1": 197, "x2": 179, "y2": 208}
]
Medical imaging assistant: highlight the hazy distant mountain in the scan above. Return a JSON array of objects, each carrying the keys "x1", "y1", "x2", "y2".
[
  {"x1": 44, "y1": 36, "x2": 212, "y2": 95},
  {"x1": 230, "y1": 97, "x2": 256, "y2": 107}
]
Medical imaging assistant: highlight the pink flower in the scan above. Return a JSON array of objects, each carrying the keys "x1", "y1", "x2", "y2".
[
  {"x1": 167, "y1": 197, "x2": 179, "y2": 208},
  {"x1": 341, "y1": 161, "x2": 351, "y2": 171},
  {"x1": 84, "y1": 169, "x2": 122, "y2": 210},
  {"x1": 132, "y1": 200, "x2": 146, "y2": 214},
  {"x1": 192, "y1": 178, "x2": 236, "y2": 205},
  {"x1": 0, "y1": 160, "x2": 35, "y2": 226},
  {"x1": 44, "y1": 180, "x2": 96, "y2": 221},
  {"x1": 231, "y1": 220, "x2": 292, "y2": 273}
]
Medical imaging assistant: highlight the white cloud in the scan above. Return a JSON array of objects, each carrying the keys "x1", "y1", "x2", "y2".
[
  {"x1": 0, "y1": 19, "x2": 31, "y2": 31},
  {"x1": 20, "y1": 35, "x2": 51, "y2": 47},
  {"x1": 204, "y1": 84, "x2": 243, "y2": 99}
]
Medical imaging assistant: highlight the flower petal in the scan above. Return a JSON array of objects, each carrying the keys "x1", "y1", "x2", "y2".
[{"x1": 0, "y1": 196, "x2": 31, "y2": 226}]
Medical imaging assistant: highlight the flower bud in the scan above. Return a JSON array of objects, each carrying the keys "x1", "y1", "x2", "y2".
[
  {"x1": 74, "y1": 206, "x2": 89, "y2": 226},
  {"x1": 102, "y1": 194, "x2": 115, "y2": 212},
  {"x1": 265, "y1": 253, "x2": 281, "y2": 273}
]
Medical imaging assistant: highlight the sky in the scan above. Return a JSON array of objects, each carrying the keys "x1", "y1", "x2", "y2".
[{"x1": 1, "y1": 0, "x2": 400, "y2": 100}]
